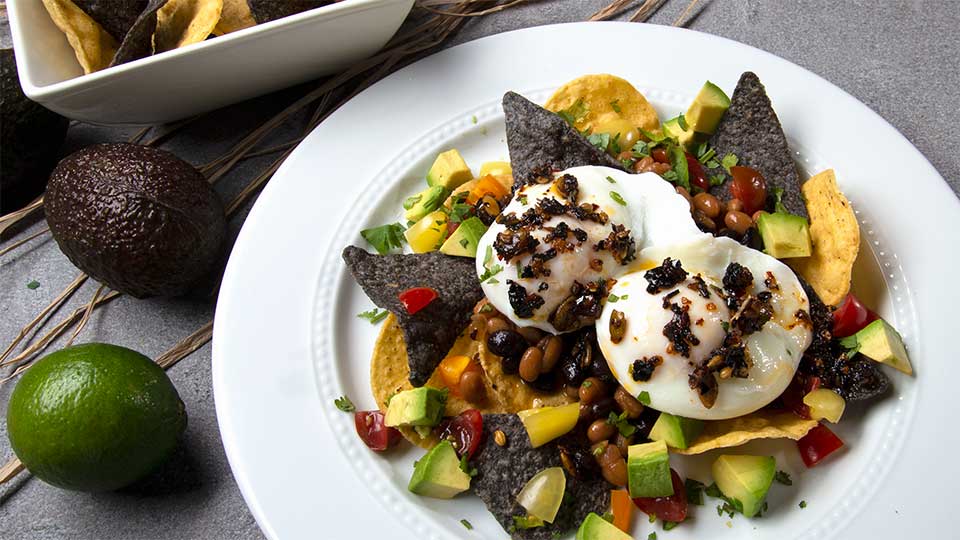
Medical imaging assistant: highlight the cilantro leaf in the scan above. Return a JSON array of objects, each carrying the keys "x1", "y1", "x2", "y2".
[
  {"x1": 631, "y1": 140, "x2": 650, "y2": 157},
  {"x1": 557, "y1": 99, "x2": 588, "y2": 126},
  {"x1": 685, "y1": 478, "x2": 705, "y2": 505},
  {"x1": 588, "y1": 132, "x2": 612, "y2": 153},
  {"x1": 667, "y1": 144, "x2": 690, "y2": 190},
  {"x1": 799, "y1": 500, "x2": 807, "y2": 509},
  {"x1": 774, "y1": 470, "x2": 793, "y2": 486},
  {"x1": 478, "y1": 245, "x2": 503, "y2": 283},
  {"x1": 609, "y1": 191, "x2": 627, "y2": 206},
  {"x1": 607, "y1": 411, "x2": 637, "y2": 437},
  {"x1": 648, "y1": 534, "x2": 657, "y2": 540},
  {"x1": 357, "y1": 308, "x2": 389, "y2": 324},
  {"x1": 721, "y1": 153, "x2": 739, "y2": 173},
  {"x1": 771, "y1": 186, "x2": 789, "y2": 214},
  {"x1": 663, "y1": 521, "x2": 678, "y2": 531},
  {"x1": 334, "y1": 395, "x2": 355, "y2": 412},
  {"x1": 460, "y1": 519, "x2": 473, "y2": 530},
  {"x1": 607, "y1": 293, "x2": 620, "y2": 303},
  {"x1": 637, "y1": 391, "x2": 651, "y2": 406},
  {"x1": 361, "y1": 223, "x2": 405, "y2": 254},
  {"x1": 459, "y1": 455, "x2": 478, "y2": 477},
  {"x1": 606, "y1": 175, "x2": 617, "y2": 184},
  {"x1": 26, "y1": 280, "x2": 40, "y2": 290},
  {"x1": 839, "y1": 333, "x2": 861, "y2": 356},
  {"x1": 709, "y1": 174, "x2": 726, "y2": 187}
]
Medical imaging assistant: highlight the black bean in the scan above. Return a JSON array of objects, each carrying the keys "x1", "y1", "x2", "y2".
[
  {"x1": 486, "y1": 329, "x2": 527, "y2": 357},
  {"x1": 500, "y1": 354, "x2": 521, "y2": 375}
]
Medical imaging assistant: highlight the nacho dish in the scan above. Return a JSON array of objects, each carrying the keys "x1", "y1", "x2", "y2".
[
  {"x1": 339, "y1": 72, "x2": 913, "y2": 539},
  {"x1": 41, "y1": 0, "x2": 340, "y2": 75}
]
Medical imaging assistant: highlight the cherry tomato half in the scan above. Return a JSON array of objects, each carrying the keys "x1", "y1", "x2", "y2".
[
  {"x1": 354, "y1": 410, "x2": 402, "y2": 452},
  {"x1": 832, "y1": 293, "x2": 879, "y2": 338},
  {"x1": 633, "y1": 469, "x2": 688, "y2": 523},
  {"x1": 797, "y1": 423, "x2": 844, "y2": 467},
  {"x1": 729, "y1": 166, "x2": 767, "y2": 215},
  {"x1": 435, "y1": 409, "x2": 483, "y2": 460},
  {"x1": 685, "y1": 153, "x2": 709, "y2": 192},
  {"x1": 398, "y1": 287, "x2": 438, "y2": 315}
]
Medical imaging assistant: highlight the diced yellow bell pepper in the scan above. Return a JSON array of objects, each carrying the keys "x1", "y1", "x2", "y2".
[
  {"x1": 438, "y1": 355, "x2": 473, "y2": 393},
  {"x1": 404, "y1": 210, "x2": 448, "y2": 253},
  {"x1": 517, "y1": 402, "x2": 580, "y2": 448},
  {"x1": 479, "y1": 161, "x2": 513, "y2": 177}
]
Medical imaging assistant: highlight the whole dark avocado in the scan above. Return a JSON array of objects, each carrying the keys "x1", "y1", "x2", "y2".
[
  {"x1": 45, "y1": 143, "x2": 226, "y2": 298},
  {"x1": 1, "y1": 48, "x2": 69, "y2": 214}
]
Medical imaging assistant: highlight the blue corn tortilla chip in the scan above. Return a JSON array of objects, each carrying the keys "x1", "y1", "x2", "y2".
[
  {"x1": 247, "y1": 0, "x2": 334, "y2": 23},
  {"x1": 473, "y1": 414, "x2": 610, "y2": 540},
  {"x1": 707, "y1": 72, "x2": 808, "y2": 218},
  {"x1": 503, "y1": 91, "x2": 627, "y2": 187},
  {"x1": 110, "y1": 0, "x2": 167, "y2": 67},
  {"x1": 342, "y1": 246, "x2": 483, "y2": 387},
  {"x1": 73, "y1": 0, "x2": 149, "y2": 42}
]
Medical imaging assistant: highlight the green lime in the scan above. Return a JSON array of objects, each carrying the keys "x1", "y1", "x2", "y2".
[{"x1": 6, "y1": 343, "x2": 186, "y2": 492}]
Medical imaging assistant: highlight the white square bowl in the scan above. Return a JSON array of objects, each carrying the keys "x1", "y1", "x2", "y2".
[{"x1": 6, "y1": 0, "x2": 414, "y2": 126}]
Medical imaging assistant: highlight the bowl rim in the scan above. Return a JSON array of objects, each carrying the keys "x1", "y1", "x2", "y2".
[{"x1": 7, "y1": 0, "x2": 407, "y2": 99}]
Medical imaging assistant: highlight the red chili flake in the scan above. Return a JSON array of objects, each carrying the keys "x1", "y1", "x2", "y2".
[{"x1": 398, "y1": 287, "x2": 438, "y2": 315}]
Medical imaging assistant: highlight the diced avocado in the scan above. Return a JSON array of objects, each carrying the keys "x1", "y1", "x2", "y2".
[
  {"x1": 404, "y1": 185, "x2": 450, "y2": 222},
  {"x1": 404, "y1": 210, "x2": 448, "y2": 254},
  {"x1": 517, "y1": 402, "x2": 580, "y2": 448},
  {"x1": 426, "y1": 149, "x2": 473, "y2": 190},
  {"x1": 840, "y1": 319, "x2": 913, "y2": 374},
  {"x1": 575, "y1": 512, "x2": 634, "y2": 540},
  {"x1": 684, "y1": 81, "x2": 731, "y2": 135},
  {"x1": 384, "y1": 387, "x2": 446, "y2": 428},
  {"x1": 479, "y1": 160, "x2": 512, "y2": 177},
  {"x1": 439, "y1": 216, "x2": 488, "y2": 258},
  {"x1": 662, "y1": 116, "x2": 697, "y2": 148},
  {"x1": 627, "y1": 440, "x2": 673, "y2": 498},
  {"x1": 802, "y1": 388, "x2": 846, "y2": 423},
  {"x1": 757, "y1": 211, "x2": 812, "y2": 258},
  {"x1": 648, "y1": 412, "x2": 704, "y2": 450},
  {"x1": 712, "y1": 454, "x2": 776, "y2": 517},
  {"x1": 408, "y1": 440, "x2": 471, "y2": 499}
]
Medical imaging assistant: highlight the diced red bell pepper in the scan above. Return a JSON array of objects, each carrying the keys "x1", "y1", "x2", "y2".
[
  {"x1": 782, "y1": 374, "x2": 821, "y2": 419},
  {"x1": 398, "y1": 287, "x2": 438, "y2": 315},
  {"x1": 797, "y1": 423, "x2": 844, "y2": 467}
]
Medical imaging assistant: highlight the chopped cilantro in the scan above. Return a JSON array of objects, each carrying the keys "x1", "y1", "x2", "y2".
[
  {"x1": 357, "y1": 308, "x2": 389, "y2": 324},
  {"x1": 631, "y1": 140, "x2": 650, "y2": 157},
  {"x1": 479, "y1": 245, "x2": 504, "y2": 283},
  {"x1": 516, "y1": 262, "x2": 523, "y2": 279},
  {"x1": 721, "y1": 321, "x2": 730, "y2": 332},
  {"x1": 704, "y1": 482, "x2": 723, "y2": 498},
  {"x1": 607, "y1": 293, "x2": 620, "y2": 303},
  {"x1": 609, "y1": 191, "x2": 627, "y2": 206},
  {"x1": 685, "y1": 478, "x2": 705, "y2": 505},
  {"x1": 610, "y1": 99, "x2": 622, "y2": 114},
  {"x1": 607, "y1": 411, "x2": 636, "y2": 437},
  {"x1": 648, "y1": 533, "x2": 657, "y2": 540},
  {"x1": 663, "y1": 521, "x2": 678, "y2": 531},
  {"x1": 459, "y1": 455, "x2": 478, "y2": 477},
  {"x1": 557, "y1": 98, "x2": 588, "y2": 126},
  {"x1": 582, "y1": 380, "x2": 593, "y2": 389},
  {"x1": 620, "y1": 158, "x2": 634, "y2": 169},
  {"x1": 721, "y1": 153, "x2": 738, "y2": 173},
  {"x1": 361, "y1": 223, "x2": 405, "y2": 254},
  {"x1": 592, "y1": 445, "x2": 604, "y2": 456},
  {"x1": 620, "y1": 294, "x2": 629, "y2": 300},
  {"x1": 471, "y1": 115, "x2": 478, "y2": 124},
  {"x1": 771, "y1": 186, "x2": 789, "y2": 214},
  {"x1": 799, "y1": 500, "x2": 807, "y2": 509},
  {"x1": 26, "y1": 280, "x2": 40, "y2": 290},
  {"x1": 774, "y1": 470, "x2": 793, "y2": 486},
  {"x1": 639, "y1": 128, "x2": 667, "y2": 144},
  {"x1": 588, "y1": 132, "x2": 612, "y2": 152},
  {"x1": 648, "y1": 514, "x2": 656, "y2": 523},
  {"x1": 606, "y1": 175, "x2": 617, "y2": 184},
  {"x1": 637, "y1": 391, "x2": 651, "y2": 406},
  {"x1": 709, "y1": 174, "x2": 726, "y2": 187},
  {"x1": 518, "y1": 194, "x2": 528, "y2": 205},
  {"x1": 460, "y1": 519, "x2": 473, "y2": 530},
  {"x1": 667, "y1": 144, "x2": 690, "y2": 190},
  {"x1": 334, "y1": 395, "x2": 355, "y2": 412},
  {"x1": 677, "y1": 114, "x2": 689, "y2": 131}
]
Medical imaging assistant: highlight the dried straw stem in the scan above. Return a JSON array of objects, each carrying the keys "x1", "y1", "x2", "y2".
[
  {"x1": 65, "y1": 283, "x2": 108, "y2": 347},
  {"x1": 156, "y1": 321, "x2": 214, "y2": 370},
  {"x1": 0, "y1": 197, "x2": 43, "y2": 238},
  {"x1": 631, "y1": 0, "x2": 667, "y2": 22},
  {"x1": 0, "y1": 457, "x2": 24, "y2": 484},
  {"x1": 590, "y1": 0, "x2": 634, "y2": 21},
  {"x1": 1, "y1": 291, "x2": 121, "y2": 377},
  {"x1": 672, "y1": 0, "x2": 700, "y2": 26},
  {"x1": 0, "y1": 227, "x2": 50, "y2": 257},
  {"x1": 0, "y1": 272, "x2": 88, "y2": 363},
  {"x1": 416, "y1": 0, "x2": 529, "y2": 17}
]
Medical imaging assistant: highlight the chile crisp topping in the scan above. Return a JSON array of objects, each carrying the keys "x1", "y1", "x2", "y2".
[
  {"x1": 550, "y1": 279, "x2": 613, "y2": 332},
  {"x1": 593, "y1": 223, "x2": 636, "y2": 264},
  {"x1": 631, "y1": 355, "x2": 664, "y2": 382},
  {"x1": 609, "y1": 309, "x2": 627, "y2": 344},
  {"x1": 722, "y1": 261, "x2": 753, "y2": 309},
  {"x1": 645, "y1": 258, "x2": 688, "y2": 294},
  {"x1": 506, "y1": 279, "x2": 545, "y2": 318},
  {"x1": 688, "y1": 274, "x2": 711, "y2": 299},
  {"x1": 553, "y1": 173, "x2": 579, "y2": 202},
  {"x1": 663, "y1": 298, "x2": 700, "y2": 358}
]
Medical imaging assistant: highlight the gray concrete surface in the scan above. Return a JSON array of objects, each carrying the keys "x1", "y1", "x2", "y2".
[{"x1": 1, "y1": 1, "x2": 957, "y2": 539}]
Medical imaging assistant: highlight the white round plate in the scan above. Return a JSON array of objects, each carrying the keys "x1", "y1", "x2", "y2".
[{"x1": 213, "y1": 22, "x2": 960, "y2": 540}]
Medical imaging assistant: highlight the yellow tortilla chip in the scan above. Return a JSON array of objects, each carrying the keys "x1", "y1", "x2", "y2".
[
  {"x1": 370, "y1": 314, "x2": 571, "y2": 448},
  {"x1": 41, "y1": 0, "x2": 118, "y2": 74},
  {"x1": 154, "y1": 0, "x2": 223, "y2": 53},
  {"x1": 788, "y1": 169, "x2": 860, "y2": 306},
  {"x1": 214, "y1": 0, "x2": 257, "y2": 35},
  {"x1": 672, "y1": 411, "x2": 818, "y2": 455},
  {"x1": 545, "y1": 74, "x2": 660, "y2": 134}
]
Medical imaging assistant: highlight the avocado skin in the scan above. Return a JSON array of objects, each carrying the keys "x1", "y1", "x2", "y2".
[
  {"x1": 45, "y1": 143, "x2": 226, "y2": 298},
  {"x1": 0, "y1": 49, "x2": 69, "y2": 214}
]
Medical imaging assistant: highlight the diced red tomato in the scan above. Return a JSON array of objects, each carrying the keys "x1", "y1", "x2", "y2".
[
  {"x1": 651, "y1": 147, "x2": 669, "y2": 163},
  {"x1": 435, "y1": 409, "x2": 483, "y2": 459},
  {"x1": 398, "y1": 287, "x2": 438, "y2": 315},
  {"x1": 729, "y1": 166, "x2": 767, "y2": 214},
  {"x1": 610, "y1": 490, "x2": 633, "y2": 533},
  {"x1": 797, "y1": 423, "x2": 844, "y2": 467},
  {"x1": 832, "y1": 293, "x2": 879, "y2": 338},
  {"x1": 782, "y1": 374, "x2": 821, "y2": 419},
  {"x1": 685, "y1": 153, "x2": 708, "y2": 191},
  {"x1": 632, "y1": 469, "x2": 688, "y2": 523},
  {"x1": 354, "y1": 410, "x2": 401, "y2": 452}
]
